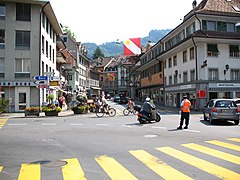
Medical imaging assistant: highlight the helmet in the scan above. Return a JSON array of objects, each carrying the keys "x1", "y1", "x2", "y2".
[
  {"x1": 128, "y1": 98, "x2": 131, "y2": 100},
  {"x1": 183, "y1": 95, "x2": 188, "y2": 98},
  {"x1": 145, "y1": 97, "x2": 150, "y2": 102}
]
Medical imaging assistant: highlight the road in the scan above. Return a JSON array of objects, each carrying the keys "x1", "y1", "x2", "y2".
[{"x1": 0, "y1": 101, "x2": 239, "y2": 179}]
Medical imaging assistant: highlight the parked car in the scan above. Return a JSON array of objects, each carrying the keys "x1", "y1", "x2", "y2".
[
  {"x1": 233, "y1": 98, "x2": 240, "y2": 107},
  {"x1": 113, "y1": 95, "x2": 120, "y2": 102},
  {"x1": 106, "y1": 94, "x2": 111, "y2": 99},
  {"x1": 118, "y1": 96, "x2": 128, "y2": 104},
  {"x1": 203, "y1": 99, "x2": 240, "y2": 125}
]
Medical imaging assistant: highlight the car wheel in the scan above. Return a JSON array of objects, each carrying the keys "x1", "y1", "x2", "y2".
[
  {"x1": 203, "y1": 113, "x2": 207, "y2": 121},
  {"x1": 234, "y1": 120, "x2": 239, "y2": 125},
  {"x1": 209, "y1": 115, "x2": 215, "y2": 124}
]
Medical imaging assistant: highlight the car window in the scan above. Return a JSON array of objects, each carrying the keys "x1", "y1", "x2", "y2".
[
  {"x1": 215, "y1": 100, "x2": 234, "y2": 107},
  {"x1": 235, "y1": 100, "x2": 240, "y2": 104}
]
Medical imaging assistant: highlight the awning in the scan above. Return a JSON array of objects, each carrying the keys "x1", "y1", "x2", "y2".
[{"x1": 91, "y1": 86, "x2": 101, "y2": 90}]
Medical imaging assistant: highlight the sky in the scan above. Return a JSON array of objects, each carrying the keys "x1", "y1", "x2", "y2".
[{"x1": 50, "y1": 0, "x2": 196, "y2": 45}]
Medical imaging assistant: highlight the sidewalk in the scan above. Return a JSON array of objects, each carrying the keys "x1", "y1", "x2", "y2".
[{"x1": 0, "y1": 110, "x2": 74, "y2": 118}]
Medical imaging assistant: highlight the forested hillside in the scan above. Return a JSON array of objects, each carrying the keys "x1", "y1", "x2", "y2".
[{"x1": 84, "y1": 29, "x2": 171, "y2": 58}]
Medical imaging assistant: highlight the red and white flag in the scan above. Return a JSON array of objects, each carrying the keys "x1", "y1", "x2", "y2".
[{"x1": 123, "y1": 38, "x2": 141, "y2": 55}]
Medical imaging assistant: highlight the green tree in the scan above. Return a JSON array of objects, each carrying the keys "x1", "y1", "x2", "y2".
[
  {"x1": 63, "y1": 26, "x2": 76, "y2": 40},
  {"x1": 93, "y1": 46, "x2": 104, "y2": 59}
]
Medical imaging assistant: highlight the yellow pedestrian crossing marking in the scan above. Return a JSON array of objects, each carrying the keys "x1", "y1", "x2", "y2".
[
  {"x1": 182, "y1": 143, "x2": 240, "y2": 165},
  {"x1": 0, "y1": 165, "x2": 3, "y2": 171},
  {"x1": 62, "y1": 158, "x2": 86, "y2": 180},
  {"x1": 157, "y1": 147, "x2": 240, "y2": 180},
  {"x1": 129, "y1": 150, "x2": 192, "y2": 180},
  {"x1": 0, "y1": 118, "x2": 7, "y2": 129},
  {"x1": 228, "y1": 138, "x2": 240, "y2": 143},
  {"x1": 95, "y1": 155, "x2": 137, "y2": 180},
  {"x1": 206, "y1": 140, "x2": 240, "y2": 152},
  {"x1": 18, "y1": 163, "x2": 40, "y2": 180}
]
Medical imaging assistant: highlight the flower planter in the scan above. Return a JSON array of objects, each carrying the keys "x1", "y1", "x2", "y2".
[
  {"x1": 45, "y1": 111, "x2": 59, "y2": 116},
  {"x1": 25, "y1": 110, "x2": 40, "y2": 117},
  {"x1": 73, "y1": 109, "x2": 86, "y2": 114}
]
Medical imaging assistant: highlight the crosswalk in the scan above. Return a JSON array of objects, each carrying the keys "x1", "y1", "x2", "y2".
[{"x1": 0, "y1": 137, "x2": 239, "y2": 179}]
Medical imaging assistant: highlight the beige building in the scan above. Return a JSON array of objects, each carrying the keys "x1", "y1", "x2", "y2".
[
  {"x1": 0, "y1": 1, "x2": 62, "y2": 111},
  {"x1": 137, "y1": 0, "x2": 240, "y2": 110}
]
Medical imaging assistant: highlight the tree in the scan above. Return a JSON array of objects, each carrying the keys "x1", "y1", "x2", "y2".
[
  {"x1": 92, "y1": 46, "x2": 105, "y2": 59},
  {"x1": 63, "y1": 26, "x2": 76, "y2": 40}
]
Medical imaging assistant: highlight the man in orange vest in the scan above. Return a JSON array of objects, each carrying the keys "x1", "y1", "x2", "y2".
[{"x1": 177, "y1": 95, "x2": 191, "y2": 129}]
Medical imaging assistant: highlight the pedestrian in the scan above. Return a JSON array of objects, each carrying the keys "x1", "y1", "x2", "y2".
[
  {"x1": 54, "y1": 98, "x2": 59, "y2": 107},
  {"x1": 177, "y1": 95, "x2": 191, "y2": 129}
]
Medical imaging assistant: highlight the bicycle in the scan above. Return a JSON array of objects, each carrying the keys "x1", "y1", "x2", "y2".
[
  {"x1": 123, "y1": 106, "x2": 138, "y2": 116},
  {"x1": 96, "y1": 105, "x2": 116, "y2": 117}
]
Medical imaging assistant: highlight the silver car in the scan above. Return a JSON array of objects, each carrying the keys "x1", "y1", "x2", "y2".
[{"x1": 203, "y1": 99, "x2": 240, "y2": 125}]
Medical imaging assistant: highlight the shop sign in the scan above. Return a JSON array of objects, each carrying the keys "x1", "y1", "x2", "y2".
[
  {"x1": 196, "y1": 90, "x2": 206, "y2": 98},
  {"x1": 49, "y1": 81, "x2": 59, "y2": 86},
  {"x1": 217, "y1": 83, "x2": 240, "y2": 87}
]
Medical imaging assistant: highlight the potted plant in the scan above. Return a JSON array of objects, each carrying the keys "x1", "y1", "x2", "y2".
[
  {"x1": 24, "y1": 107, "x2": 40, "y2": 117},
  {"x1": 42, "y1": 104, "x2": 62, "y2": 116},
  {"x1": 71, "y1": 103, "x2": 90, "y2": 114}
]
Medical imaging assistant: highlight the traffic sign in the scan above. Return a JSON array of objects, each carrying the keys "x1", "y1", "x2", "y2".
[
  {"x1": 36, "y1": 85, "x2": 48, "y2": 89},
  {"x1": 34, "y1": 80, "x2": 48, "y2": 85},
  {"x1": 34, "y1": 75, "x2": 48, "y2": 80}
]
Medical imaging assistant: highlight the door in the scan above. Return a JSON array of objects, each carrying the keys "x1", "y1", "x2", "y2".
[{"x1": 15, "y1": 87, "x2": 30, "y2": 111}]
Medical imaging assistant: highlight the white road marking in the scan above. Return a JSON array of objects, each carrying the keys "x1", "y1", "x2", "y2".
[
  {"x1": 144, "y1": 134, "x2": 158, "y2": 138},
  {"x1": 96, "y1": 124, "x2": 109, "y2": 126},
  {"x1": 183, "y1": 129, "x2": 200, "y2": 133},
  {"x1": 8, "y1": 123, "x2": 27, "y2": 126},
  {"x1": 122, "y1": 125, "x2": 133, "y2": 128},
  {"x1": 41, "y1": 123, "x2": 56, "y2": 126},
  {"x1": 151, "y1": 126, "x2": 167, "y2": 129},
  {"x1": 70, "y1": 123, "x2": 84, "y2": 126}
]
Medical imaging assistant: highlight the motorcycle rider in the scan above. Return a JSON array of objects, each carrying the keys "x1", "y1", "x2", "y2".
[{"x1": 142, "y1": 97, "x2": 155, "y2": 119}]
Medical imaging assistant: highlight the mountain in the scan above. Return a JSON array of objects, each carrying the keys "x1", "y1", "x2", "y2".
[{"x1": 84, "y1": 29, "x2": 171, "y2": 59}]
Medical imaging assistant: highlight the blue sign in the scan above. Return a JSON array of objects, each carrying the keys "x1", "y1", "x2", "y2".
[{"x1": 34, "y1": 75, "x2": 48, "y2": 80}]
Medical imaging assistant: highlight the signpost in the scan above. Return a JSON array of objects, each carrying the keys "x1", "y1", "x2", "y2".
[
  {"x1": 34, "y1": 76, "x2": 48, "y2": 88},
  {"x1": 34, "y1": 76, "x2": 48, "y2": 81}
]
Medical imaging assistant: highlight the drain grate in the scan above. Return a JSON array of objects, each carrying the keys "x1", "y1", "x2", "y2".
[{"x1": 31, "y1": 160, "x2": 68, "y2": 167}]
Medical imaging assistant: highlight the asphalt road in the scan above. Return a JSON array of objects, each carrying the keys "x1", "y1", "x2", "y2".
[{"x1": 0, "y1": 101, "x2": 239, "y2": 180}]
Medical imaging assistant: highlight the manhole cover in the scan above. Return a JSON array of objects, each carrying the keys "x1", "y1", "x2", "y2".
[
  {"x1": 31, "y1": 160, "x2": 67, "y2": 167},
  {"x1": 144, "y1": 134, "x2": 158, "y2": 138},
  {"x1": 0, "y1": 171, "x2": 12, "y2": 180}
]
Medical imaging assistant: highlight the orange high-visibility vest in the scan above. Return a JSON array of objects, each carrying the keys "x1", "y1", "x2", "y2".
[{"x1": 181, "y1": 99, "x2": 191, "y2": 112}]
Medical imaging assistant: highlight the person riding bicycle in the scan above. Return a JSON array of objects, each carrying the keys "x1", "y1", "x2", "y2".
[
  {"x1": 127, "y1": 98, "x2": 134, "y2": 111},
  {"x1": 101, "y1": 95, "x2": 109, "y2": 113},
  {"x1": 142, "y1": 97, "x2": 155, "y2": 118}
]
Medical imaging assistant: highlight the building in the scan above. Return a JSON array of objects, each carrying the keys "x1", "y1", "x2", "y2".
[
  {"x1": 0, "y1": 0, "x2": 63, "y2": 111},
  {"x1": 136, "y1": 0, "x2": 240, "y2": 110}
]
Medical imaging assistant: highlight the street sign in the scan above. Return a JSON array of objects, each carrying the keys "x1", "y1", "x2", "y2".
[
  {"x1": 37, "y1": 85, "x2": 48, "y2": 89},
  {"x1": 50, "y1": 76, "x2": 60, "y2": 81},
  {"x1": 34, "y1": 75, "x2": 48, "y2": 80},
  {"x1": 49, "y1": 81, "x2": 59, "y2": 86},
  {"x1": 34, "y1": 80, "x2": 48, "y2": 85}
]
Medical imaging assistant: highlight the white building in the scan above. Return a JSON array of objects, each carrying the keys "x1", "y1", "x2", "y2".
[{"x1": 0, "y1": 0, "x2": 62, "y2": 111}]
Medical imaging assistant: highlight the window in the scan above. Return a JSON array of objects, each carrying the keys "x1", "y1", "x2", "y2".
[
  {"x1": 190, "y1": 69, "x2": 195, "y2": 81},
  {"x1": 183, "y1": 51, "x2": 187, "y2": 63},
  {"x1": 227, "y1": 23, "x2": 235, "y2": 32},
  {"x1": 208, "y1": 68, "x2": 218, "y2": 80},
  {"x1": 46, "y1": 40, "x2": 48, "y2": 57},
  {"x1": 190, "y1": 47, "x2": 194, "y2": 60},
  {"x1": 183, "y1": 71, "x2": 188, "y2": 83},
  {"x1": 15, "y1": 58, "x2": 30, "y2": 77},
  {"x1": 169, "y1": 75, "x2": 172, "y2": 85},
  {"x1": 41, "y1": 13, "x2": 45, "y2": 28},
  {"x1": 16, "y1": 3, "x2": 31, "y2": 21},
  {"x1": 217, "y1": 21, "x2": 227, "y2": 32},
  {"x1": 168, "y1": 58, "x2": 172, "y2": 68},
  {"x1": 174, "y1": 74, "x2": 177, "y2": 84},
  {"x1": 0, "y1": 58, "x2": 4, "y2": 78},
  {"x1": 49, "y1": 45, "x2": 52, "y2": 60},
  {"x1": 46, "y1": 18, "x2": 49, "y2": 34},
  {"x1": 41, "y1": 35, "x2": 44, "y2": 53},
  {"x1": 0, "y1": 29, "x2": 5, "y2": 48},
  {"x1": 207, "y1": 44, "x2": 219, "y2": 56},
  {"x1": 15, "y1": 30, "x2": 30, "y2": 49},
  {"x1": 62, "y1": 35, "x2": 68, "y2": 43},
  {"x1": 202, "y1": 20, "x2": 216, "y2": 31},
  {"x1": 52, "y1": 49, "x2": 55, "y2": 63},
  {"x1": 229, "y1": 45, "x2": 239, "y2": 57},
  {"x1": 231, "y1": 69, "x2": 240, "y2": 80},
  {"x1": 0, "y1": 3, "x2": 6, "y2": 20},
  {"x1": 173, "y1": 56, "x2": 177, "y2": 66}
]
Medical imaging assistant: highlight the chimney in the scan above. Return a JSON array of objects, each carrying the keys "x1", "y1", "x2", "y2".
[{"x1": 192, "y1": 0, "x2": 197, "y2": 9}]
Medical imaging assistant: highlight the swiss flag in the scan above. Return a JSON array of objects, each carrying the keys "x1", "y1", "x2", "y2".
[{"x1": 124, "y1": 38, "x2": 141, "y2": 55}]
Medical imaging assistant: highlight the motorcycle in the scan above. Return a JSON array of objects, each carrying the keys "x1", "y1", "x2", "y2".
[{"x1": 134, "y1": 105, "x2": 161, "y2": 124}]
